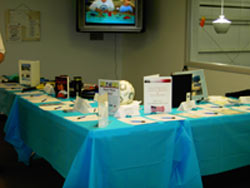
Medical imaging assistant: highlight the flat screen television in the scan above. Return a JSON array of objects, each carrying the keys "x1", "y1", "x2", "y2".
[{"x1": 77, "y1": 0, "x2": 143, "y2": 33}]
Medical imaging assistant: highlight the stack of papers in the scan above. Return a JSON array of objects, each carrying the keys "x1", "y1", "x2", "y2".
[
  {"x1": 64, "y1": 114, "x2": 98, "y2": 122},
  {"x1": 177, "y1": 109, "x2": 222, "y2": 118},
  {"x1": 22, "y1": 94, "x2": 60, "y2": 103},
  {"x1": 197, "y1": 103, "x2": 223, "y2": 109},
  {"x1": 177, "y1": 107, "x2": 243, "y2": 118},
  {"x1": 177, "y1": 112, "x2": 206, "y2": 119},
  {"x1": 239, "y1": 96, "x2": 250, "y2": 104},
  {"x1": 231, "y1": 106, "x2": 250, "y2": 113},
  {"x1": 212, "y1": 107, "x2": 245, "y2": 115},
  {"x1": 0, "y1": 83, "x2": 23, "y2": 90},
  {"x1": 15, "y1": 91, "x2": 44, "y2": 96},
  {"x1": 118, "y1": 116, "x2": 156, "y2": 125},
  {"x1": 207, "y1": 96, "x2": 238, "y2": 106},
  {"x1": 146, "y1": 114, "x2": 185, "y2": 121},
  {"x1": 39, "y1": 102, "x2": 74, "y2": 111}
]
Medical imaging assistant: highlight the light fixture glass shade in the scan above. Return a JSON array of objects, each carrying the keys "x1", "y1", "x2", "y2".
[{"x1": 212, "y1": 15, "x2": 231, "y2": 34}]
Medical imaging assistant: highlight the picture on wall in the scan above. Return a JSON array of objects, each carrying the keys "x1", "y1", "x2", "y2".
[
  {"x1": 6, "y1": 9, "x2": 41, "y2": 41},
  {"x1": 172, "y1": 69, "x2": 208, "y2": 101}
]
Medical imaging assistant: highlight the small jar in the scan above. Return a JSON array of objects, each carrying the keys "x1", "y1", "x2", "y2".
[{"x1": 73, "y1": 76, "x2": 83, "y2": 97}]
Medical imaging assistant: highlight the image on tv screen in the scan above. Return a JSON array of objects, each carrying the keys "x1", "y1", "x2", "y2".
[{"x1": 85, "y1": 0, "x2": 136, "y2": 25}]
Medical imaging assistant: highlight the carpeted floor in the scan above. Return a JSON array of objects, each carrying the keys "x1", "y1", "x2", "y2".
[{"x1": 0, "y1": 114, "x2": 249, "y2": 188}]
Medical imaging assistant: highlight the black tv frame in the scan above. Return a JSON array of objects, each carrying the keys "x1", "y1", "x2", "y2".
[{"x1": 77, "y1": 0, "x2": 144, "y2": 33}]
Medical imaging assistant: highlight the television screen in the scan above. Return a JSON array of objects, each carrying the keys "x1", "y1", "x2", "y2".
[{"x1": 77, "y1": 0, "x2": 143, "y2": 32}]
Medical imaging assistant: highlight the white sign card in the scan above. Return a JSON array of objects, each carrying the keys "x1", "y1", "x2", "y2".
[
  {"x1": 144, "y1": 76, "x2": 172, "y2": 114},
  {"x1": 177, "y1": 100, "x2": 196, "y2": 111},
  {"x1": 114, "y1": 100, "x2": 141, "y2": 118},
  {"x1": 98, "y1": 79, "x2": 120, "y2": 116},
  {"x1": 98, "y1": 93, "x2": 109, "y2": 128},
  {"x1": 43, "y1": 83, "x2": 55, "y2": 95},
  {"x1": 73, "y1": 96, "x2": 91, "y2": 114}
]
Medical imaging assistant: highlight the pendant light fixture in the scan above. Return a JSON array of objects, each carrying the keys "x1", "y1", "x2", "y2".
[{"x1": 212, "y1": 0, "x2": 231, "y2": 34}]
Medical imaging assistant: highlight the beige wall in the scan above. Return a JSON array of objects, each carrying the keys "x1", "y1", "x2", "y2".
[
  {"x1": 121, "y1": 0, "x2": 250, "y2": 100},
  {"x1": 121, "y1": 0, "x2": 187, "y2": 100},
  {"x1": 0, "y1": 0, "x2": 122, "y2": 83},
  {"x1": 205, "y1": 69, "x2": 250, "y2": 95},
  {"x1": 1, "y1": 0, "x2": 250, "y2": 100}
]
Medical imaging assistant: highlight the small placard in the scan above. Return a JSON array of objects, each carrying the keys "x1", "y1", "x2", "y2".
[
  {"x1": 98, "y1": 93, "x2": 109, "y2": 128},
  {"x1": 43, "y1": 83, "x2": 55, "y2": 95},
  {"x1": 99, "y1": 79, "x2": 120, "y2": 116},
  {"x1": 177, "y1": 100, "x2": 196, "y2": 111},
  {"x1": 114, "y1": 101, "x2": 141, "y2": 118},
  {"x1": 73, "y1": 96, "x2": 91, "y2": 114}
]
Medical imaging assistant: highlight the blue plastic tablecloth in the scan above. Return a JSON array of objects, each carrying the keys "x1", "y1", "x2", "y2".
[
  {"x1": 0, "y1": 88, "x2": 16, "y2": 115},
  {"x1": 63, "y1": 120, "x2": 202, "y2": 188},
  {"x1": 189, "y1": 114, "x2": 250, "y2": 175},
  {"x1": 3, "y1": 93, "x2": 202, "y2": 188},
  {"x1": 3, "y1": 88, "x2": 250, "y2": 187}
]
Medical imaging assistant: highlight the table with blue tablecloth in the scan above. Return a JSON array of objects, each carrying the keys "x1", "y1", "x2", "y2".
[
  {"x1": 2, "y1": 87, "x2": 250, "y2": 188},
  {"x1": 2, "y1": 89, "x2": 202, "y2": 188}
]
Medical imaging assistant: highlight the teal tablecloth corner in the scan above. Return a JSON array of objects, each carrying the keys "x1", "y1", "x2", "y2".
[
  {"x1": 170, "y1": 122, "x2": 202, "y2": 188},
  {"x1": 4, "y1": 98, "x2": 32, "y2": 165},
  {"x1": 62, "y1": 133, "x2": 95, "y2": 188},
  {"x1": 63, "y1": 121, "x2": 203, "y2": 188}
]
